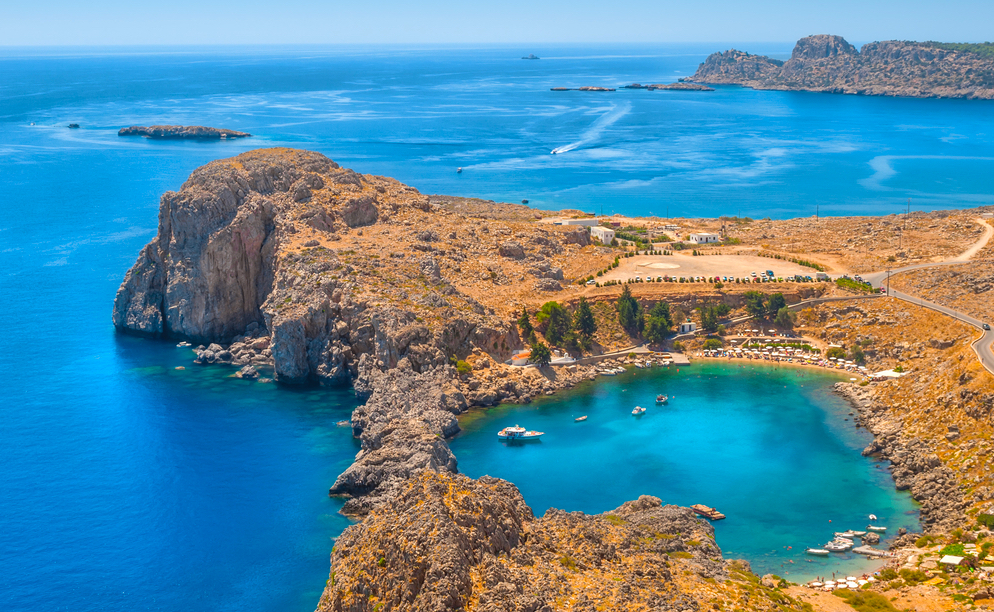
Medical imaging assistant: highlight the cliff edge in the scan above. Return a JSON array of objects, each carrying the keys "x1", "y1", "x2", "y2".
[{"x1": 691, "y1": 35, "x2": 994, "y2": 99}]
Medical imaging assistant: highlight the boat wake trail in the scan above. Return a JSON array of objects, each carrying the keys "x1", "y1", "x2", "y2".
[{"x1": 551, "y1": 102, "x2": 631, "y2": 155}]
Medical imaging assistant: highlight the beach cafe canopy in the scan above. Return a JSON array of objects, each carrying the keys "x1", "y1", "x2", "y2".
[{"x1": 769, "y1": 329, "x2": 776, "y2": 333}]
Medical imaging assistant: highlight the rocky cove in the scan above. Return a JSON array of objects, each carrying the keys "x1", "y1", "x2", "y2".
[{"x1": 112, "y1": 148, "x2": 981, "y2": 610}]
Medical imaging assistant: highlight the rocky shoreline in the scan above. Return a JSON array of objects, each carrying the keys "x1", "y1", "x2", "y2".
[{"x1": 834, "y1": 383, "x2": 967, "y2": 535}]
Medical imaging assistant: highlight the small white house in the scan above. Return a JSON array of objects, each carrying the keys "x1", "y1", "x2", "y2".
[
  {"x1": 590, "y1": 226, "x2": 616, "y2": 244},
  {"x1": 678, "y1": 321, "x2": 697, "y2": 334},
  {"x1": 689, "y1": 233, "x2": 721, "y2": 244}
]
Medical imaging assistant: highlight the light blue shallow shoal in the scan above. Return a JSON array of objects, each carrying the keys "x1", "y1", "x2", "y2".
[{"x1": 451, "y1": 362, "x2": 919, "y2": 581}]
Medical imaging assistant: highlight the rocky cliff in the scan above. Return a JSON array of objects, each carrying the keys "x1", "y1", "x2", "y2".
[
  {"x1": 691, "y1": 35, "x2": 994, "y2": 99},
  {"x1": 118, "y1": 125, "x2": 251, "y2": 139},
  {"x1": 315, "y1": 471, "x2": 805, "y2": 612},
  {"x1": 114, "y1": 148, "x2": 600, "y2": 512}
]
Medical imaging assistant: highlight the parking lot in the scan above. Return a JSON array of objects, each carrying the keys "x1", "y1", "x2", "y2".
[{"x1": 598, "y1": 252, "x2": 825, "y2": 283}]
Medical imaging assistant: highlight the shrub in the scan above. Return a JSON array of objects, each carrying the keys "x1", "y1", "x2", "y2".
[
  {"x1": 703, "y1": 338, "x2": 723, "y2": 350},
  {"x1": 833, "y1": 588, "x2": 900, "y2": 612},
  {"x1": 455, "y1": 360, "x2": 472, "y2": 375}
]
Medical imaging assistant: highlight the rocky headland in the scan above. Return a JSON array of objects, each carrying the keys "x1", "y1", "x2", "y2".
[
  {"x1": 118, "y1": 125, "x2": 252, "y2": 139},
  {"x1": 690, "y1": 35, "x2": 994, "y2": 99},
  {"x1": 114, "y1": 149, "x2": 994, "y2": 610},
  {"x1": 315, "y1": 470, "x2": 804, "y2": 612}
]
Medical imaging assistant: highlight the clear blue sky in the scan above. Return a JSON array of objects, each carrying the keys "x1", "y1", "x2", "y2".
[{"x1": 3, "y1": 0, "x2": 992, "y2": 46}]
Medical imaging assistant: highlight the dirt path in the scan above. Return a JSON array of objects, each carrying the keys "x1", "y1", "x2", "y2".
[{"x1": 951, "y1": 217, "x2": 993, "y2": 261}]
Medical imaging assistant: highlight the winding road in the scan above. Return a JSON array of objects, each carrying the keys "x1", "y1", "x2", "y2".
[{"x1": 862, "y1": 218, "x2": 994, "y2": 374}]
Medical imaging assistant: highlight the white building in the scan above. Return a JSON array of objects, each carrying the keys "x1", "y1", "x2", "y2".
[
  {"x1": 689, "y1": 233, "x2": 721, "y2": 244},
  {"x1": 678, "y1": 321, "x2": 697, "y2": 334},
  {"x1": 590, "y1": 226, "x2": 616, "y2": 244},
  {"x1": 558, "y1": 218, "x2": 599, "y2": 227}
]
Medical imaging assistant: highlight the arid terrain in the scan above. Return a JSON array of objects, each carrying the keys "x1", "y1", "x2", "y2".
[{"x1": 113, "y1": 148, "x2": 994, "y2": 612}]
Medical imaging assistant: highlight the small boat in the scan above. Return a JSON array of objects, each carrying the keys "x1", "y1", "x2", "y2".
[
  {"x1": 67, "y1": 123, "x2": 80, "y2": 129},
  {"x1": 867, "y1": 525, "x2": 887, "y2": 532},
  {"x1": 835, "y1": 531, "x2": 856, "y2": 539},
  {"x1": 823, "y1": 541, "x2": 852, "y2": 552},
  {"x1": 521, "y1": 199, "x2": 529, "y2": 204},
  {"x1": 850, "y1": 530, "x2": 867, "y2": 537},
  {"x1": 456, "y1": 167, "x2": 462, "y2": 173},
  {"x1": 176, "y1": 341, "x2": 192, "y2": 348},
  {"x1": 498, "y1": 425, "x2": 544, "y2": 440},
  {"x1": 868, "y1": 514, "x2": 877, "y2": 521},
  {"x1": 690, "y1": 504, "x2": 726, "y2": 520},
  {"x1": 600, "y1": 370, "x2": 616, "y2": 376},
  {"x1": 574, "y1": 415, "x2": 587, "y2": 422},
  {"x1": 336, "y1": 420, "x2": 350, "y2": 427},
  {"x1": 656, "y1": 394, "x2": 668, "y2": 404},
  {"x1": 632, "y1": 406, "x2": 646, "y2": 415},
  {"x1": 806, "y1": 548, "x2": 830, "y2": 556}
]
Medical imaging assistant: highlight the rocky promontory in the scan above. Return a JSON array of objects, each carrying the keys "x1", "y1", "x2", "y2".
[
  {"x1": 118, "y1": 125, "x2": 251, "y2": 139},
  {"x1": 113, "y1": 147, "x2": 599, "y2": 512},
  {"x1": 690, "y1": 35, "x2": 994, "y2": 99},
  {"x1": 316, "y1": 470, "x2": 805, "y2": 612}
]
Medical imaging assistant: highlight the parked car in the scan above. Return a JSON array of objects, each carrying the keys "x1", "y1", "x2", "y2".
[{"x1": 983, "y1": 324, "x2": 990, "y2": 331}]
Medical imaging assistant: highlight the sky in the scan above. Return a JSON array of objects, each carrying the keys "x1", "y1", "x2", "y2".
[{"x1": 2, "y1": 0, "x2": 992, "y2": 46}]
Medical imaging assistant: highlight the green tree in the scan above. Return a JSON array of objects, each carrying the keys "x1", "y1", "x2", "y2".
[
  {"x1": 744, "y1": 291, "x2": 767, "y2": 318},
  {"x1": 529, "y1": 341, "x2": 552, "y2": 367},
  {"x1": 574, "y1": 297, "x2": 597, "y2": 340},
  {"x1": 774, "y1": 306, "x2": 796, "y2": 329},
  {"x1": 699, "y1": 303, "x2": 719, "y2": 333},
  {"x1": 535, "y1": 301, "x2": 573, "y2": 346},
  {"x1": 517, "y1": 306, "x2": 533, "y2": 338},
  {"x1": 766, "y1": 293, "x2": 787, "y2": 319},
  {"x1": 644, "y1": 301, "x2": 673, "y2": 344},
  {"x1": 703, "y1": 338, "x2": 723, "y2": 351},
  {"x1": 826, "y1": 346, "x2": 847, "y2": 360},
  {"x1": 617, "y1": 285, "x2": 644, "y2": 335}
]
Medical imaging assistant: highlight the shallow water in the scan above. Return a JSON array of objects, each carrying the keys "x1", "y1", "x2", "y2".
[{"x1": 451, "y1": 362, "x2": 919, "y2": 581}]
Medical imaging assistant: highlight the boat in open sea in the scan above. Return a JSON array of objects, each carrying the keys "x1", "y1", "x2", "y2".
[
  {"x1": 806, "y1": 548, "x2": 830, "y2": 556},
  {"x1": 497, "y1": 425, "x2": 544, "y2": 440},
  {"x1": 690, "y1": 504, "x2": 726, "y2": 520},
  {"x1": 574, "y1": 415, "x2": 587, "y2": 422},
  {"x1": 656, "y1": 394, "x2": 668, "y2": 404},
  {"x1": 632, "y1": 406, "x2": 646, "y2": 415},
  {"x1": 867, "y1": 525, "x2": 887, "y2": 532}
]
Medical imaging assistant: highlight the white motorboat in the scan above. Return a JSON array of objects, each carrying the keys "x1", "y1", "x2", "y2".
[
  {"x1": 600, "y1": 370, "x2": 616, "y2": 376},
  {"x1": 823, "y1": 540, "x2": 853, "y2": 552},
  {"x1": 850, "y1": 530, "x2": 867, "y2": 537},
  {"x1": 835, "y1": 531, "x2": 856, "y2": 539},
  {"x1": 574, "y1": 415, "x2": 587, "y2": 422},
  {"x1": 867, "y1": 525, "x2": 887, "y2": 532},
  {"x1": 176, "y1": 341, "x2": 192, "y2": 347},
  {"x1": 805, "y1": 548, "x2": 830, "y2": 556},
  {"x1": 868, "y1": 514, "x2": 878, "y2": 521},
  {"x1": 497, "y1": 425, "x2": 544, "y2": 440},
  {"x1": 632, "y1": 406, "x2": 646, "y2": 416},
  {"x1": 655, "y1": 394, "x2": 668, "y2": 404}
]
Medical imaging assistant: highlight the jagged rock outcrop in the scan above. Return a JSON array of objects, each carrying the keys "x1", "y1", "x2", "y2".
[
  {"x1": 316, "y1": 471, "x2": 801, "y2": 612},
  {"x1": 836, "y1": 383, "x2": 968, "y2": 531},
  {"x1": 118, "y1": 125, "x2": 252, "y2": 139},
  {"x1": 691, "y1": 35, "x2": 994, "y2": 99}
]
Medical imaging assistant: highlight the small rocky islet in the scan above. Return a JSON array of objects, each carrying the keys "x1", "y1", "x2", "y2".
[{"x1": 118, "y1": 125, "x2": 251, "y2": 140}]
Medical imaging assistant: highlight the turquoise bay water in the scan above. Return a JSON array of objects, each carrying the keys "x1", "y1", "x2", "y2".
[
  {"x1": 0, "y1": 44, "x2": 973, "y2": 610},
  {"x1": 451, "y1": 362, "x2": 919, "y2": 581}
]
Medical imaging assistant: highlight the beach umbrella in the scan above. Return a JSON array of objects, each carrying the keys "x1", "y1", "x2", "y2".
[{"x1": 850, "y1": 378, "x2": 857, "y2": 382}]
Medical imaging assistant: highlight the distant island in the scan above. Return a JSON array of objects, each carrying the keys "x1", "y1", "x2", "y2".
[
  {"x1": 621, "y1": 82, "x2": 714, "y2": 91},
  {"x1": 521, "y1": 53, "x2": 539, "y2": 60},
  {"x1": 688, "y1": 34, "x2": 994, "y2": 99},
  {"x1": 118, "y1": 125, "x2": 252, "y2": 140}
]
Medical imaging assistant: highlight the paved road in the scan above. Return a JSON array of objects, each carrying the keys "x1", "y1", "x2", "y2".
[{"x1": 861, "y1": 218, "x2": 994, "y2": 375}]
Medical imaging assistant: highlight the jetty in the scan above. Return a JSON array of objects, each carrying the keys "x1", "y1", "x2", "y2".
[
  {"x1": 853, "y1": 545, "x2": 893, "y2": 557},
  {"x1": 691, "y1": 504, "x2": 725, "y2": 520}
]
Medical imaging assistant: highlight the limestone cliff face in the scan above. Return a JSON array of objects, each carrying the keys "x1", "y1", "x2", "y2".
[
  {"x1": 114, "y1": 148, "x2": 601, "y2": 513},
  {"x1": 692, "y1": 35, "x2": 994, "y2": 99},
  {"x1": 316, "y1": 471, "x2": 804, "y2": 612}
]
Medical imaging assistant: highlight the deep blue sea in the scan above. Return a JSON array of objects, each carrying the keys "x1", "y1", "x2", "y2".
[{"x1": 0, "y1": 43, "x2": 983, "y2": 611}]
